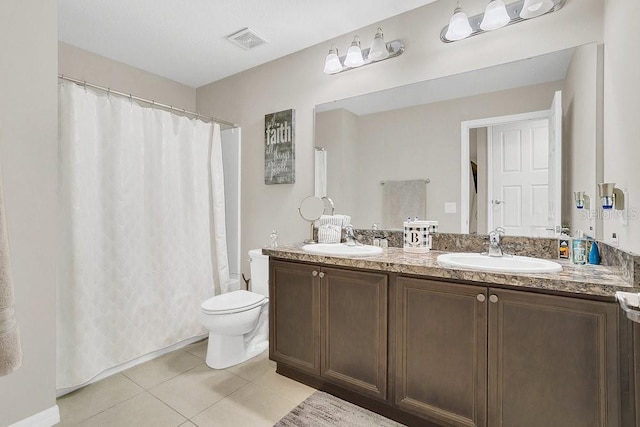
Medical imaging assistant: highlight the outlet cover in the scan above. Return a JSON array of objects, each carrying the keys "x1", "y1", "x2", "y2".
[{"x1": 445, "y1": 202, "x2": 457, "y2": 214}]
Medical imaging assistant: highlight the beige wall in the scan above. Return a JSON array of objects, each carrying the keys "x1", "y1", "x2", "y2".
[
  {"x1": 0, "y1": 1, "x2": 58, "y2": 425},
  {"x1": 562, "y1": 43, "x2": 601, "y2": 239},
  {"x1": 603, "y1": 0, "x2": 640, "y2": 253},
  {"x1": 59, "y1": 42, "x2": 196, "y2": 111},
  {"x1": 196, "y1": 0, "x2": 604, "y2": 271},
  {"x1": 317, "y1": 81, "x2": 563, "y2": 232}
]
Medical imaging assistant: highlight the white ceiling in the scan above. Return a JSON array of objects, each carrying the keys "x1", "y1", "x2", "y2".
[{"x1": 58, "y1": 0, "x2": 437, "y2": 88}]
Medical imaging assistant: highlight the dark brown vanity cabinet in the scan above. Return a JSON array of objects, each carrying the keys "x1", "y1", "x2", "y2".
[
  {"x1": 488, "y1": 288, "x2": 620, "y2": 427},
  {"x1": 269, "y1": 260, "x2": 320, "y2": 375},
  {"x1": 269, "y1": 260, "x2": 388, "y2": 399},
  {"x1": 395, "y1": 277, "x2": 488, "y2": 427},
  {"x1": 320, "y1": 266, "x2": 388, "y2": 400},
  {"x1": 396, "y1": 276, "x2": 621, "y2": 427},
  {"x1": 271, "y1": 260, "x2": 622, "y2": 427}
]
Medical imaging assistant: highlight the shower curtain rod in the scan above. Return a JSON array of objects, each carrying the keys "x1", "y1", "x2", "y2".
[{"x1": 58, "y1": 74, "x2": 239, "y2": 129}]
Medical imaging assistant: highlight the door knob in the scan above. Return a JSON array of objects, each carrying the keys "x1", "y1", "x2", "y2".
[
  {"x1": 489, "y1": 295, "x2": 499, "y2": 303},
  {"x1": 477, "y1": 294, "x2": 486, "y2": 302},
  {"x1": 318, "y1": 272, "x2": 325, "y2": 278},
  {"x1": 312, "y1": 270, "x2": 318, "y2": 277}
]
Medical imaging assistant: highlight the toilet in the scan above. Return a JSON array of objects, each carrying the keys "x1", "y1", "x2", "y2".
[{"x1": 200, "y1": 249, "x2": 269, "y2": 369}]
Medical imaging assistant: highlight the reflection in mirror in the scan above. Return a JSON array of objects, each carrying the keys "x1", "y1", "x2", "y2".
[
  {"x1": 315, "y1": 43, "x2": 600, "y2": 237},
  {"x1": 461, "y1": 93, "x2": 562, "y2": 238},
  {"x1": 314, "y1": 147, "x2": 327, "y2": 197},
  {"x1": 299, "y1": 196, "x2": 325, "y2": 243}
]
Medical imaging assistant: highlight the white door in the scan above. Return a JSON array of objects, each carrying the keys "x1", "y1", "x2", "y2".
[{"x1": 490, "y1": 119, "x2": 553, "y2": 237}]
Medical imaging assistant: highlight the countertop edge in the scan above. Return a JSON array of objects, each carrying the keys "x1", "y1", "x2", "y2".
[{"x1": 263, "y1": 246, "x2": 638, "y2": 302}]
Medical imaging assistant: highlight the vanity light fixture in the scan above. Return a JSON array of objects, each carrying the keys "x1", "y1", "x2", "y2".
[
  {"x1": 573, "y1": 191, "x2": 590, "y2": 210},
  {"x1": 344, "y1": 36, "x2": 365, "y2": 68},
  {"x1": 480, "y1": 0, "x2": 510, "y2": 31},
  {"x1": 441, "y1": 0, "x2": 566, "y2": 43},
  {"x1": 323, "y1": 28, "x2": 404, "y2": 75},
  {"x1": 369, "y1": 28, "x2": 390, "y2": 61},
  {"x1": 520, "y1": 0, "x2": 555, "y2": 18},
  {"x1": 598, "y1": 183, "x2": 625, "y2": 210},
  {"x1": 445, "y1": 3, "x2": 473, "y2": 41},
  {"x1": 323, "y1": 46, "x2": 343, "y2": 74}
]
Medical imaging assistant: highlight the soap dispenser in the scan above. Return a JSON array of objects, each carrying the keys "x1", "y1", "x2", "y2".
[
  {"x1": 588, "y1": 241, "x2": 601, "y2": 265},
  {"x1": 572, "y1": 231, "x2": 587, "y2": 265}
]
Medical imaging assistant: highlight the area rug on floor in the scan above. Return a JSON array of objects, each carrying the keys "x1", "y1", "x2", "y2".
[{"x1": 274, "y1": 391, "x2": 405, "y2": 427}]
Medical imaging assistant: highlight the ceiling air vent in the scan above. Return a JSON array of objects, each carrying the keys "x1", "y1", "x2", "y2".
[{"x1": 226, "y1": 28, "x2": 268, "y2": 50}]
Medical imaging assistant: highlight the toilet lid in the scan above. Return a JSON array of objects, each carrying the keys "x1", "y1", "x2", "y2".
[{"x1": 201, "y1": 290, "x2": 266, "y2": 315}]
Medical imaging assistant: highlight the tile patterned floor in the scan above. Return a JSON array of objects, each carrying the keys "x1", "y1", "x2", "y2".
[{"x1": 57, "y1": 340, "x2": 316, "y2": 426}]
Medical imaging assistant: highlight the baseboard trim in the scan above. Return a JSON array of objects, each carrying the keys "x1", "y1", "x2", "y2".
[{"x1": 9, "y1": 405, "x2": 60, "y2": 427}]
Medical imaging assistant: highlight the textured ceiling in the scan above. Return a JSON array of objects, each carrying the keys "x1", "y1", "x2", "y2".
[{"x1": 58, "y1": 0, "x2": 437, "y2": 88}]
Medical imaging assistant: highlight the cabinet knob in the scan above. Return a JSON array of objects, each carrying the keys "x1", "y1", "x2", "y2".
[
  {"x1": 477, "y1": 294, "x2": 486, "y2": 302},
  {"x1": 312, "y1": 270, "x2": 318, "y2": 277},
  {"x1": 319, "y1": 272, "x2": 325, "y2": 278},
  {"x1": 489, "y1": 295, "x2": 499, "y2": 303}
]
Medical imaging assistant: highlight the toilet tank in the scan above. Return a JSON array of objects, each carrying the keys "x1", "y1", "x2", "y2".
[{"x1": 248, "y1": 249, "x2": 269, "y2": 297}]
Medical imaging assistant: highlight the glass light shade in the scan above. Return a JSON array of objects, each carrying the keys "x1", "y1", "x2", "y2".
[
  {"x1": 323, "y1": 48, "x2": 343, "y2": 74},
  {"x1": 368, "y1": 28, "x2": 389, "y2": 61},
  {"x1": 480, "y1": 0, "x2": 511, "y2": 31},
  {"x1": 520, "y1": 0, "x2": 554, "y2": 19},
  {"x1": 445, "y1": 6, "x2": 473, "y2": 41},
  {"x1": 598, "y1": 183, "x2": 617, "y2": 209},
  {"x1": 601, "y1": 196, "x2": 614, "y2": 209},
  {"x1": 344, "y1": 37, "x2": 364, "y2": 68}
]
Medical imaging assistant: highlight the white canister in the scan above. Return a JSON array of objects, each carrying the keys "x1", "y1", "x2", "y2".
[{"x1": 404, "y1": 220, "x2": 431, "y2": 253}]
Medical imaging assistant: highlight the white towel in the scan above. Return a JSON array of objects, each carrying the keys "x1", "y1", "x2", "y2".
[
  {"x1": 317, "y1": 224, "x2": 341, "y2": 244},
  {"x1": 382, "y1": 180, "x2": 427, "y2": 229},
  {"x1": 316, "y1": 214, "x2": 351, "y2": 228},
  {"x1": 0, "y1": 163, "x2": 21, "y2": 377}
]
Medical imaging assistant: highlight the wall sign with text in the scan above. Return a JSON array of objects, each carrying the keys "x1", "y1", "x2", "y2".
[{"x1": 264, "y1": 109, "x2": 295, "y2": 185}]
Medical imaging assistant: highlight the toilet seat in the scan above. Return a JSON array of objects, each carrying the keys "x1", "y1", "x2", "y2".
[{"x1": 201, "y1": 290, "x2": 266, "y2": 315}]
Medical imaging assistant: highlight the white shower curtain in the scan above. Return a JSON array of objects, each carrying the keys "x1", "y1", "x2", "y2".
[{"x1": 57, "y1": 83, "x2": 229, "y2": 389}]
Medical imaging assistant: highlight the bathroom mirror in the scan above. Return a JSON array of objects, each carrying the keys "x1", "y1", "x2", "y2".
[
  {"x1": 322, "y1": 196, "x2": 335, "y2": 215},
  {"x1": 299, "y1": 196, "x2": 325, "y2": 243},
  {"x1": 315, "y1": 43, "x2": 601, "y2": 238}
]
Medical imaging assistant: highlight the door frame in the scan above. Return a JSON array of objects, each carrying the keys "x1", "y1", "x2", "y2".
[{"x1": 460, "y1": 110, "x2": 549, "y2": 234}]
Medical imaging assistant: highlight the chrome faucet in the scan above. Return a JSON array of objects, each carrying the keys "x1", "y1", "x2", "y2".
[
  {"x1": 487, "y1": 227, "x2": 505, "y2": 257},
  {"x1": 344, "y1": 225, "x2": 360, "y2": 246}
]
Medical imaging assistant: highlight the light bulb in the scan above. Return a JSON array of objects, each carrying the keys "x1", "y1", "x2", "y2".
[
  {"x1": 480, "y1": 0, "x2": 511, "y2": 31},
  {"x1": 323, "y1": 47, "x2": 343, "y2": 74},
  {"x1": 344, "y1": 36, "x2": 364, "y2": 68},
  {"x1": 520, "y1": 0, "x2": 554, "y2": 19},
  {"x1": 445, "y1": 4, "x2": 473, "y2": 41},
  {"x1": 368, "y1": 28, "x2": 389, "y2": 61}
]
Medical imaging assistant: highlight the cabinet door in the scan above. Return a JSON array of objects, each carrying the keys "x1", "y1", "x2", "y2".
[
  {"x1": 395, "y1": 277, "x2": 488, "y2": 427},
  {"x1": 269, "y1": 260, "x2": 320, "y2": 375},
  {"x1": 321, "y1": 267, "x2": 388, "y2": 400},
  {"x1": 488, "y1": 289, "x2": 620, "y2": 427}
]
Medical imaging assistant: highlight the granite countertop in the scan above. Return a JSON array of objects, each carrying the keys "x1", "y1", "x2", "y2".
[{"x1": 263, "y1": 244, "x2": 639, "y2": 301}]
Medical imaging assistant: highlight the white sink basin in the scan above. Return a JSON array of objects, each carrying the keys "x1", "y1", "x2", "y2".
[
  {"x1": 302, "y1": 243, "x2": 383, "y2": 257},
  {"x1": 437, "y1": 252, "x2": 562, "y2": 274}
]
